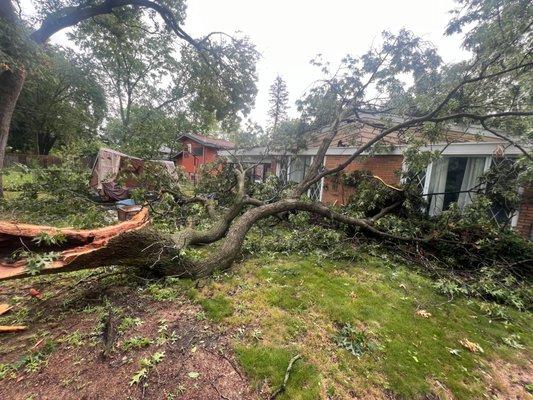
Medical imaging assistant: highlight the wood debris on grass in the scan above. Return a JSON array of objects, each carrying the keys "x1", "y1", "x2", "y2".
[
  {"x1": 460, "y1": 338, "x2": 484, "y2": 353},
  {"x1": 415, "y1": 309, "x2": 432, "y2": 318},
  {"x1": 0, "y1": 325, "x2": 27, "y2": 333},
  {"x1": 0, "y1": 303, "x2": 13, "y2": 315}
]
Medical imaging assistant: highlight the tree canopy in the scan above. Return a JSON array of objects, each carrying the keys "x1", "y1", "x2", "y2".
[
  {"x1": 268, "y1": 75, "x2": 289, "y2": 130},
  {"x1": 69, "y1": 6, "x2": 259, "y2": 157},
  {"x1": 9, "y1": 47, "x2": 106, "y2": 155}
]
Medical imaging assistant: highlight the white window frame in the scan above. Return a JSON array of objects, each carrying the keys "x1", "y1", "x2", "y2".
[{"x1": 423, "y1": 155, "x2": 493, "y2": 215}]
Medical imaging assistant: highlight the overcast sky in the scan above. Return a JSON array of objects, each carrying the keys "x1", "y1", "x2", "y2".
[
  {"x1": 27, "y1": 0, "x2": 468, "y2": 127},
  {"x1": 184, "y1": 0, "x2": 467, "y2": 126}
]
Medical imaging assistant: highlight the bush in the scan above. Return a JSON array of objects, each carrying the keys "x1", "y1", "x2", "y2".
[{"x1": 0, "y1": 157, "x2": 111, "y2": 228}]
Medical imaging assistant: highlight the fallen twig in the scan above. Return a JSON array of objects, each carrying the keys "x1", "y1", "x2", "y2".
[
  {"x1": 0, "y1": 303, "x2": 13, "y2": 315},
  {"x1": 209, "y1": 375, "x2": 230, "y2": 400},
  {"x1": 270, "y1": 354, "x2": 301, "y2": 399}
]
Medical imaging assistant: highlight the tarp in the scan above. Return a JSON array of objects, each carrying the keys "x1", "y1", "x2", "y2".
[{"x1": 90, "y1": 148, "x2": 178, "y2": 200}]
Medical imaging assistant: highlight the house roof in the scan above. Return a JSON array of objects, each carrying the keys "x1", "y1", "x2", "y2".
[
  {"x1": 220, "y1": 114, "x2": 529, "y2": 158},
  {"x1": 306, "y1": 113, "x2": 503, "y2": 149},
  {"x1": 177, "y1": 133, "x2": 234, "y2": 149}
]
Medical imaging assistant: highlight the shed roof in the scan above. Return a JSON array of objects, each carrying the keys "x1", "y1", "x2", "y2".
[{"x1": 177, "y1": 133, "x2": 234, "y2": 149}]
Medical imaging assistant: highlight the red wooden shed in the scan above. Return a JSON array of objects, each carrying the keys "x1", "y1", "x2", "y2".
[{"x1": 173, "y1": 133, "x2": 234, "y2": 180}]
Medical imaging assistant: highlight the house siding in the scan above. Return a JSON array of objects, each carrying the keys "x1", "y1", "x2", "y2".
[
  {"x1": 175, "y1": 137, "x2": 219, "y2": 179},
  {"x1": 320, "y1": 154, "x2": 532, "y2": 240},
  {"x1": 321, "y1": 155, "x2": 404, "y2": 205}
]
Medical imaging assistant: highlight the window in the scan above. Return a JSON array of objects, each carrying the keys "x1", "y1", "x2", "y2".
[
  {"x1": 485, "y1": 157, "x2": 520, "y2": 226},
  {"x1": 426, "y1": 156, "x2": 488, "y2": 215},
  {"x1": 285, "y1": 156, "x2": 322, "y2": 201},
  {"x1": 192, "y1": 147, "x2": 204, "y2": 156},
  {"x1": 288, "y1": 156, "x2": 312, "y2": 183}
]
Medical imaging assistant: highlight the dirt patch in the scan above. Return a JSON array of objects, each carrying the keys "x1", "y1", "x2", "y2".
[
  {"x1": 487, "y1": 358, "x2": 533, "y2": 400},
  {"x1": 0, "y1": 278, "x2": 256, "y2": 400}
]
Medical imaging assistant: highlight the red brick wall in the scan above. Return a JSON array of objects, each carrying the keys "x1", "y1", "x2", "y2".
[
  {"x1": 321, "y1": 155, "x2": 403, "y2": 205},
  {"x1": 516, "y1": 187, "x2": 533, "y2": 239}
]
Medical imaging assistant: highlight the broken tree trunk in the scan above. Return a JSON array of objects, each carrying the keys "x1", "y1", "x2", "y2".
[{"x1": 0, "y1": 208, "x2": 168, "y2": 280}]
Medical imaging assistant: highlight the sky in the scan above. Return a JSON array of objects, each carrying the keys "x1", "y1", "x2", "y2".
[
  {"x1": 183, "y1": 0, "x2": 468, "y2": 126},
  {"x1": 24, "y1": 0, "x2": 469, "y2": 127}
]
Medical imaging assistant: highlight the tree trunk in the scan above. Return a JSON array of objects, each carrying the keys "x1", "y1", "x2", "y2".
[{"x1": 0, "y1": 67, "x2": 26, "y2": 196}]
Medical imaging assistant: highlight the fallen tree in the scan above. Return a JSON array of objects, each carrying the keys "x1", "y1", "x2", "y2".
[
  {"x1": 1, "y1": 0, "x2": 532, "y2": 281},
  {"x1": 0, "y1": 208, "x2": 151, "y2": 280}
]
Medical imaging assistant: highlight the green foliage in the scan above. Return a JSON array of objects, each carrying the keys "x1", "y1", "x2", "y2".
[
  {"x1": 69, "y1": 5, "x2": 258, "y2": 156},
  {"x1": 334, "y1": 323, "x2": 375, "y2": 357},
  {"x1": 129, "y1": 367, "x2": 148, "y2": 386},
  {"x1": 32, "y1": 232, "x2": 67, "y2": 247},
  {"x1": 122, "y1": 336, "x2": 152, "y2": 352},
  {"x1": 338, "y1": 169, "x2": 407, "y2": 217},
  {"x1": 144, "y1": 282, "x2": 181, "y2": 302},
  {"x1": 268, "y1": 119, "x2": 312, "y2": 154},
  {"x1": 0, "y1": 8, "x2": 41, "y2": 70},
  {"x1": 433, "y1": 267, "x2": 532, "y2": 310},
  {"x1": 60, "y1": 330, "x2": 85, "y2": 347},
  {"x1": 195, "y1": 161, "x2": 238, "y2": 205},
  {"x1": 244, "y1": 214, "x2": 360, "y2": 261},
  {"x1": 9, "y1": 47, "x2": 106, "y2": 155},
  {"x1": 22, "y1": 251, "x2": 61, "y2": 276},
  {"x1": 0, "y1": 155, "x2": 110, "y2": 228},
  {"x1": 268, "y1": 75, "x2": 289, "y2": 129},
  {"x1": 130, "y1": 351, "x2": 166, "y2": 386},
  {"x1": 0, "y1": 339, "x2": 57, "y2": 380},
  {"x1": 118, "y1": 317, "x2": 143, "y2": 333}
]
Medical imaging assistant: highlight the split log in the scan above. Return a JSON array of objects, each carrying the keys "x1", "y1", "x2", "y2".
[
  {"x1": 0, "y1": 208, "x2": 156, "y2": 280},
  {"x1": 0, "y1": 189, "x2": 410, "y2": 282}
]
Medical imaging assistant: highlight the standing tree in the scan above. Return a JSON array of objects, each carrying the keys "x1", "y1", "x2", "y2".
[
  {"x1": 9, "y1": 47, "x2": 106, "y2": 155},
  {"x1": 70, "y1": 8, "x2": 258, "y2": 157},
  {"x1": 0, "y1": 0, "x2": 256, "y2": 194},
  {"x1": 268, "y1": 75, "x2": 289, "y2": 130}
]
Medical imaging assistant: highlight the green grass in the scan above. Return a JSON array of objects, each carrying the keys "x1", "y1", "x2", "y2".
[
  {"x1": 235, "y1": 345, "x2": 321, "y2": 400},
  {"x1": 198, "y1": 295, "x2": 233, "y2": 321},
  {"x1": 2, "y1": 168, "x2": 35, "y2": 190},
  {"x1": 197, "y1": 254, "x2": 533, "y2": 399}
]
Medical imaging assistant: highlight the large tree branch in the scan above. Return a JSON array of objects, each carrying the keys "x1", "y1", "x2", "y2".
[
  {"x1": 30, "y1": 0, "x2": 199, "y2": 50},
  {"x1": 194, "y1": 198, "x2": 432, "y2": 276},
  {"x1": 171, "y1": 168, "x2": 253, "y2": 249},
  {"x1": 290, "y1": 49, "x2": 532, "y2": 197}
]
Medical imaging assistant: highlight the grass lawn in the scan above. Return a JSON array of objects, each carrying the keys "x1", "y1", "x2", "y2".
[
  {"x1": 0, "y1": 250, "x2": 530, "y2": 399},
  {"x1": 193, "y1": 254, "x2": 532, "y2": 399},
  {"x1": 2, "y1": 168, "x2": 35, "y2": 190}
]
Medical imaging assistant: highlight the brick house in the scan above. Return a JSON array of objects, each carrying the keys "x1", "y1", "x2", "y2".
[
  {"x1": 171, "y1": 133, "x2": 234, "y2": 181},
  {"x1": 220, "y1": 117, "x2": 532, "y2": 239}
]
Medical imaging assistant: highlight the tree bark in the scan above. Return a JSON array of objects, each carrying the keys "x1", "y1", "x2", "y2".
[{"x1": 0, "y1": 68, "x2": 26, "y2": 197}]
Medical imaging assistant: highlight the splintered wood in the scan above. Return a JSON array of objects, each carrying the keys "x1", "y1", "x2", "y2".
[{"x1": 0, "y1": 207, "x2": 149, "y2": 281}]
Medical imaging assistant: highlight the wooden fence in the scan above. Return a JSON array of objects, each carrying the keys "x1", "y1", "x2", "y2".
[
  {"x1": 4, "y1": 154, "x2": 95, "y2": 169},
  {"x1": 4, "y1": 154, "x2": 62, "y2": 168}
]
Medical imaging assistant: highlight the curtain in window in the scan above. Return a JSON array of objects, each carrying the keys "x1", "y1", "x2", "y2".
[
  {"x1": 428, "y1": 158, "x2": 449, "y2": 215},
  {"x1": 457, "y1": 157, "x2": 486, "y2": 209},
  {"x1": 288, "y1": 156, "x2": 310, "y2": 183}
]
